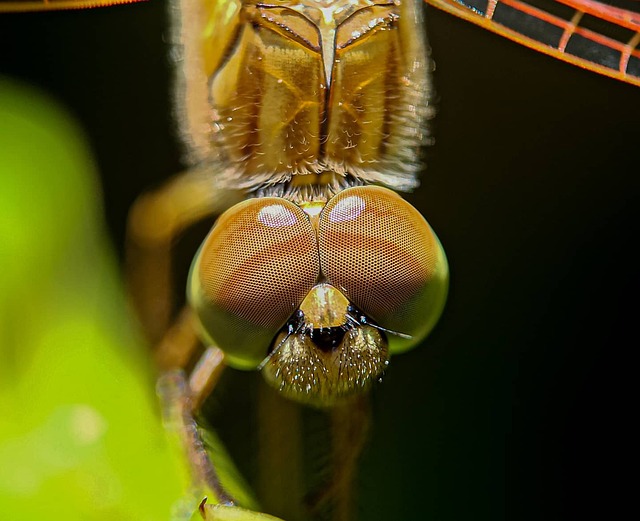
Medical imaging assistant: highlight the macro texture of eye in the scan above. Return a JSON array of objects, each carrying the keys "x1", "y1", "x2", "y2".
[
  {"x1": 188, "y1": 197, "x2": 319, "y2": 368},
  {"x1": 318, "y1": 186, "x2": 448, "y2": 353}
]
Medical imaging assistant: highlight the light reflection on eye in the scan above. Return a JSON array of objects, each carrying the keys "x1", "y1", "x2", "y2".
[
  {"x1": 258, "y1": 204, "x2": 298, "y2": 227},
  {"x1": 328, "y1": 195, "x2": 365, "y2": 223}
]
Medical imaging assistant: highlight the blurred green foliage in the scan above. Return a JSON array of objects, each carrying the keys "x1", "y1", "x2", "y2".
[{"x1": 0, "y1": 79, "x2": 184, "y2": 520}]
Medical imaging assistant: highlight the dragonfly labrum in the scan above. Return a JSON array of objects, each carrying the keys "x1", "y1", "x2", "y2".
[{"x1": 1, "y1": 0, "x2": 638, "y2": 520}]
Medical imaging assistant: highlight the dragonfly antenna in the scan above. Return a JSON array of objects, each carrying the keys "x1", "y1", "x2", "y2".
[{"x1": 345, "y1": 312, "x2": 413, "y2": 340}]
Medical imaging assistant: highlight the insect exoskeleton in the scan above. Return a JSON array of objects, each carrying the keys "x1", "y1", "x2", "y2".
[{"x1": 188, "y1": 185, "x2": 448, "y2": 406}]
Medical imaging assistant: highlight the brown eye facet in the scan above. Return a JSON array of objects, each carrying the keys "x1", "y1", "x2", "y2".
[
  {"x1": 318, "y1": 186, "x2": 448, "y2": 353},
  {"x1": 188, "y1": 198, "x2": 319, "y2": 369}
]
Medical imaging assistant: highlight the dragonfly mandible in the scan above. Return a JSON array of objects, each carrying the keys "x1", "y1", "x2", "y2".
[{"x1": 0, "y1": 1, "x2": 636, "y2": 520}]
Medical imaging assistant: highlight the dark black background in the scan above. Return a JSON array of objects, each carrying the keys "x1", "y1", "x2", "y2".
[{"x1": 1, "y1": 1, "x2": 638, "y2": 519}]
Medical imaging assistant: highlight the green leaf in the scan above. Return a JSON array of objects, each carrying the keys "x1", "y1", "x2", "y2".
[{"x1": 0, "y1": 79, "x2": 183, "y2": 521}]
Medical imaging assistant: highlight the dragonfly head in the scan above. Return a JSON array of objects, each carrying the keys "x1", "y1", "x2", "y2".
[{"x1": 188, "y1": 186, "x2": 449, "y2": 406}]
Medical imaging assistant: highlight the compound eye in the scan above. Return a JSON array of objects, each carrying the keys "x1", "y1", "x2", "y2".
[
  {"x1": 318, "y1": 186, "x2": 448, "y2": 353},
  {"x1": 189, "y1": 198, "x2": 319, "y2": 369}
]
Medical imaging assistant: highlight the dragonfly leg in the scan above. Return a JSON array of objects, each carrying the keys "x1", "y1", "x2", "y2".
[
  {"x1": 126, "y1": 169, "x2": 242, "y2": 347},
  {"x1": 257, "y1": 382, "x2": 305, "y2": 521},
  {"x1": 306, "y1": 396, "x2": 372, "y2": 521},
  {"x1": 153, "y1": 305, "x2": 201, "y2": 371},
  {"x1": 188, "y1": 345, "x2": 227, "y2": 412},
  {"x1": 126, "y1": 170, "x2": 249, "y2": 513},
  {"x1": 151, "y1": 304, "x2": 226, "y2": 405},
  {"x1": 157, "y1": 343, "x2": 236, "y2": 507},
  {"x1": 330, "y1": 397, "x2": 371, "y2": 521}
]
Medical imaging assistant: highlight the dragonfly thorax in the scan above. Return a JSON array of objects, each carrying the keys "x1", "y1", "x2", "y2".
[{"x1": 175, "y1": 0, "x2": 435, "y2": 193}]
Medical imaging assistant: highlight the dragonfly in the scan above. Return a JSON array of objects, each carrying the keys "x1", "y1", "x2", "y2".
[{"x1": 0, "y1": 1, "x2": 633, "y2": 520}]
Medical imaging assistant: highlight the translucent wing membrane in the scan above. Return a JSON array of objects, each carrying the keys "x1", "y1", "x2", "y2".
[
  {"x1": 2, "y1": 0, "x2": 639, "y2": 88},
  {"x1": 0, "y1": 0, "x2": 142, "y2": 12},
  {"x1": 425, "y1": 0, "x2": 640, "y2": 86}
]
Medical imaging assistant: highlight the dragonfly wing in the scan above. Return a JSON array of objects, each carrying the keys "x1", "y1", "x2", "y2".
[
  {"x1": 0, "y1": 0, "x2": 143, "y2": 12},
  {"x1": 425, "y1": 0, "x2": 640, "y2": 86}
]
